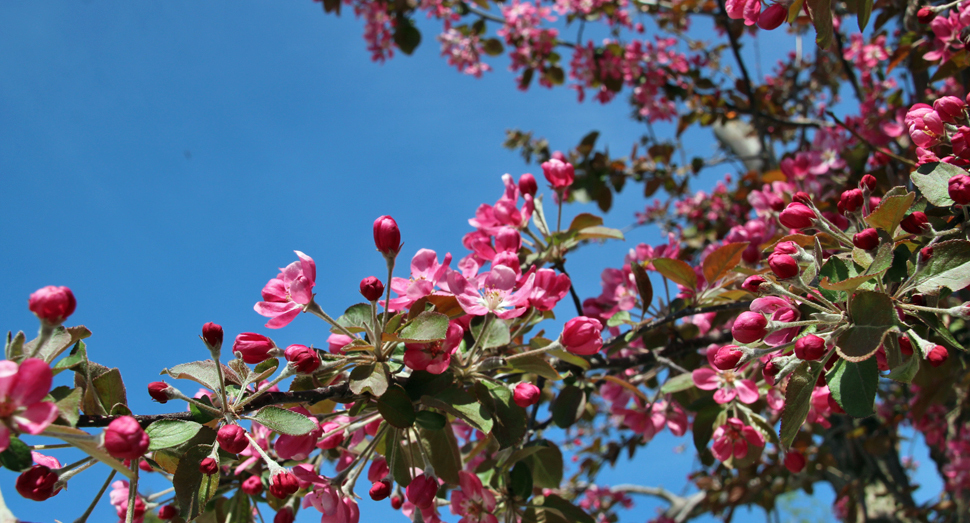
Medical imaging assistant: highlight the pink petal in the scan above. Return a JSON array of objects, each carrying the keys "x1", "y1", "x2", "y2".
[
  {"x1": 0, "y1": 425, "x2": 9, "y2": 453},
  {"x1": 735, "y1": 380, "x2": 760, "y2": 404},
  {"x1": 295, "y1": 251, "x2": 316, "y2": 284},
  {"x1": 713, "y1": 388, "x2": 736, "y2": 404},
  {"x1": 0, "y1": 360, "x2": 20, "y2": 401},
  {"x1": 404, "y1": 348, "x2": 432, "y2": 372},
  {"x1": 265, "y1": 308, "x2": 301, "y2": 329},
  {"x1": 711, "y1": 436, "x2": 732, "y2": 461},
  {"x1": 14, "y1": 401, "x2": 58, "y2": 435},
  {"x1": 691, "y1": 368, "x2": 720, "y2": 390},
  {"x1": 290, "y1": 275, "x2": 314, "y2": 305},
  {"x1": 733, "y1": 439, "x2": 749, "y2": 459},
  {"x1": 12, "y1": 359, "x2": 53, "y2": 406},
  {"x1": 485, "y1": 265, "x2": 517, "y2": 291}
]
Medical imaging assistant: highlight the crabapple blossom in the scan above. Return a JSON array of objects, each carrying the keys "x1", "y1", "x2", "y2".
[
  {"x1": 712, "y1": 345, "x2": 743, "y2": 370},
  {"x1": 284, "y1": 344, "x2": 321, "y2": 374},
  {"x1": 254, "y1": 250, "x2": 316, "y2": 328},
  {"x1": 242, "y1": 475, "x2": 263, "y2": 495},
  {"x1": 15, "y1": 465, "x2": 60, "y2": 501},
  {"x1": 0, "y1": 358, "x2": 59, "y2": 452},
  {"x1": 407, "y1": 473, "x2": 439, "y2": 509},
  {"x1": 778, "y1": 202, "x2": 816, "y2": 229},
  {"x1": 561, "y1": 316, "x2": 603, "y2": 355},
  {"x1": 404, "y1": 321, "x2": 463, "y2": 374},
  {"x1": 217, "y1": 424, "x2": 249, "y2": 454},
  {"x1": 853, "y1": 228, "x2": 879, "y2": 251},
  {"x1": 374, "y1": 215, "x2": 402, "y2": 258},
  {"x1": 692, "y1": 367, "x2": 759, "y2": 404},
  {"x1": 28, "y1": 285, "x2": 76, "y2": 325},
  {"x1": 232, "y1": 332, "x2": 276, "y2": 363},
  {"x1": 785, "y1": 451, "x2": 807, "y2": 473},
  {"x1": 731, "y1": 312, "x2": 768, "y2": 344},
  {"x1": 711, "y1": 418, "x2": 765, "y2": 462},
  {"x1": 103, "y1": 416, "x2": 150, "y2": 460},
  {"x1": 513, "y1": 382, "x2": 541, "y2": 407},
  {"x1": 451, "y1": 471, "x2": 498, "y2": 523},
  {"x1": 201, "y1": 321, "x2": 223, "y2": 351},
  {"x1": 269, "y1": 471, "x2": 300, "y2": 499},
  {"x1": 948, "y1": 174, "x2": 970, "y2": 204},
  {"x1": 794, "y1": 335, "x2": 826, "y2": 361},
  {"x1": 110, "y1": 480, "x2": 147, "y2": 523},
  {"x1": 147, "y1": 381, "x2": 172, "y2": 403},
  {"x1": 757, "y1": 3, "x2": 787, "y2": 30},
  {"x1": 449, "y1": 265, "x2": 535, "y2": 319},
  {"x1": 360, "y1": 276, "x2": 385, "y2": 301}
]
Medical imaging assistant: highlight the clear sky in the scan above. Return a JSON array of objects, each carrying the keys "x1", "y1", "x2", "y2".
[{"x1": 0, "y1": 1, "x2": 925, "y2": 521}]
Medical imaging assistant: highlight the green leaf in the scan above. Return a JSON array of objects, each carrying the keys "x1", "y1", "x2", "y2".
[
  {"x1": 349, "y1": 363, "x2": 390, "y2": 396},
  {"x1": 252, "y1": 406, "x2": 318, "y2": 435},
  {"x1": 5, "y1": 331, "x2": 25, "y2": 362},
  {"x1": 470, "y1": 316, "x2": 511, "y2": 349},
  {"x1": 917, "y1": 311, "x2": 966, "y2": 351},
  {"x1": 510, "y1": 462, "x2": 534, "y2": 500},
  {"x1": 538, "y1": 494, "x2": 594, "y2": 523},
  {"x1": 857, "y1": 0, "x2": 873, "y2": 30},
  {"x1": 482, "y1": 38, "x2": 504, "y2": 56},
  {"x1": 630, "y1": 261, "x2": 653, "y2": 314},
  {"x1": 746, "y1": 411, "x2": 780, "y2": 447},
  {"x1": 701, "y1": 242, "x2": 749, "y2": 285},
  {"x1": 173, "y1": 444, "x2": 220, "y2": 521},
  {"x1": 0, "y1": 437, "x2": 32, "y2": 472},
  {"x1": 836, "y1": 291, "x2": 896, "y2": 361},
  {"x1": 162, "y1": 360, "x2": 242, "y2": 392},
  {"x1": 525, "y1": 441, "x2": 563, "y2": 488},
  {"x1": 911, "y1": 162, "x2": 966, "y2": 207},
  {"x1": 780, "y1": 361, "x2": 824, "y2": 448},
  {"x1": 53, "y1": 341, "x2": 87, "y2": 376},
  {"x1": 567, "y1": 213, "x2": 603, "y2": 232},
  {"x1": 225, "y1": 489, "x2": 252, "y2": 523},
  {"x1": 507, "y1": 353, "x2": 561, "y2": 380},
  {"x1": 652, "y1": 258, "x2": 697, "y2": 290},
  {"x1": 531, "y1": 195, "x2": 551, "y2": 236},
  {"x1": 399, "y1": 311, "x2": 450, "y2": 342},
  {"x1": 573, "y1": 226, "x2": 624, "y2": 241},
  {"x1": 826, "y1": 358, "x2": 878, "y2": 418},
  {"x1": 478, "y1": 381, "x2": 527, "y2": 448},
  {"x1": 548, "y1": 348, "x2": 590, "y2": 370},
  {"x1": 50, "y1": 385, "x2": 82, "y2": 427},
  {"x1": 887, "y1": 353, "x2": 920, "y2": 383},
  {"x1": 422, "y1": 387, "x2": 494, "y2": 433},
  {"x1": 331, "y1": 303, "x2": 372, "y2": 334},
  {"x1": 24, "y1": 325, "x2": 92, "y2": 363},
  {"x1": 818, "y1": 256, "x2": 854, "y2": 302},
  {"x1": 415, "y1": 410, "x2": 447, "y2": 431},
  {"x1": 865, "y1": 191, "x2": 915, "y2": 233},
  {"x1": 551, "y1": 385, "x2": 585, "y2": 428},
  {"x1": 660, "y1": 373, "x2": 695, "y2": 394},
  {"x1": 807, "y1": 0, "x2": 833, "y2": 49},
  {"x1": 913, "y1": 240, "x2": 970, "y2": 294},
  {"x1": 393, "y1": 17, "x2": 421, "y2": 55},
  {"x1": 147, "y1": 420, "x2": 205, "y2": 451},
  {"x1": 419, "y1": 426, "x2": 462, "y2": 485},
  {"x1": 92, "y1": 368, "x2": 128, "y2": 414},
  {"x1": 377, "y1": 385, "x2": 416, "y2": 429}
]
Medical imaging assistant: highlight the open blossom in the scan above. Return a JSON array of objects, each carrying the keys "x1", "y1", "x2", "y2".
[
  {"x1": 449, "y1": 265, "x2": 535, "y2": 319},
  {"x1": 0, "y1": 358, "x2": 59, "y2": 452},
  {"x1": 110, "y1": 480, "x2": 147, "y2": 523},
  {"x1": 275, "y1": 406, "x2": 322, "y2": 460},
  {"x1": 254, "y1": 251, "x2": 316, "y2": 328},
  {"x1": 388, "y1": 249, "x2": 453, "y2": 311},
  {"x1": 528, "y1": 268, "x2": 571, "y2": 311},
  {"x1": 711, "y1": 418, "x2": 765, "y2": 462},
  {"x1": 451, "y1": 471, "x2": 498, "y2": 523},
  {"x1": 692, "y1": 367, "x2": 759, "y2": 404},
  {"x1": 404, "y1": 321, "x2": 464, "y2": 374}
]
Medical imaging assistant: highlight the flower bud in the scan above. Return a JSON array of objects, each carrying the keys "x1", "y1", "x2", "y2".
[
  {"x1": 513, "y1": 382, "x2": 541, "y2": 408},
  {"x1": 158, "y1": 505, "x2": 178, "y2": 520},
  {"x1": 103, "y1": 416, "x2": 150, "y2": 460},
  {"x1": 840, "y1": 189, "x2": 864, "y2": 213},
  {"x1": 713, "y1": 345, "x2": 744, "y2": 370},
  {"x1": 217, "y1": 424, "x2": 250, "y2": 454},
  {"x1": 757, "y1": 3, "x2": 787, "y2": 30},
  {"x1": 560, "y1": 317, "x2": 604, "y2": 356},
  {"x1": 763, "y1": 358, "x2": 780, "y2": 385},
  {"x1": 779, "y1": 202, "x2": 816, "y2": 229},
  {"x1": 139, "y1": 459, "x2": 154, "y2": 472},
  {"x1": 541, "y1": 159, "x2": 575, "y2": 189},
  {"x1": 860, "y1": 174, "x2": 877, "y2": 191},
  {"x1": 390, "y1": 495, "x2": 404, "y2": 509},
  {"x1": 948, "y1": 174, "x2": 970, "y2": 205},
  {"x1": 368, "y1": 458, "x2": 389, "y2": 482},
  {"x1": 370, "y1": 480, "x2": 392, "y2": 501},
  {"x1": 359, "y1": 276, "x2": 385, "y2": 302},
  {"x1": 373, "y1": 215, "x2": 402, "y2": 258},
  {"x1": 852, "y1": 228, "x2": 879, "y2": 251},
  {"x1": 28, "y1": 286, "x2": 76, "y2": 325},
  {"x1": 901, "y1": 212, "x2": 929, "y2": 235},
  {"x1": 899, "y1": 336, "x2": 914, "y2": 356},
  {"x1": 792, "y1": 192, "x2": 812, "y2": 205},
  {"x1": 741, "y1": 275, "x2": 767, "y2": 294},
  {"x1": 519, "y1": 173, "x2": 538, "y2": 196},
  {"x1": 732, "y1": 312, "x2": 768, "y2": 344},
  {"x1": 202, "y1": 322, "x2": 223, "y2": 352},
  {"x1": 768, "y1": 253, "x2": 800, "y2": 279},
  {"x1": 406, "y1": 473, "x2": 438, "y2": 509},
  {"x1": 199, "y1": 457, "x2": 219, "y2": 476},
  {"x1": 274, "y1": 507, "x2": 296, "y2": 523},
  {"x1": 242, "y1": 475, "x2": 264, "y2": 495},
  {"x1": 269, "y1": 472, "x2": 300, "y2": 499},
  {"x1": 233, "y1": 333, "x2": 275, "y2": 364},
  {"x1": 921, "y1": 245, "x2": 934, "y2": 261},
  {"x1": 772, "y1": 241, "x2": 799, "y2": 255},
  {"x1": 917, "y1": 6, "x2": 934, "y2": 23},
  {"x1": 794, "y1": 334, "x2": 826, "y2": 361},
  {"x1": 784, "y1": 451, "x2": 806, "y2": 473},
  {"x1": 15, "y1": 465, "x2": 60, "y2": 501},
  {"x1": 148, "y1": 381, "x2": 172, "y2": 403},
  {"x1": 933, "y1": 96, "x2": 966, "y2": 124},
  {"x1": 284, "y1": 344, "x2": 321, "y2": 374},
  {"x1": 927, "y1": 345, "x2": 949, "y2": 367}
]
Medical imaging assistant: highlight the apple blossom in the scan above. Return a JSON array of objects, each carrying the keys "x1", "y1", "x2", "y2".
[
  {"x1": 254, "y1": 250, "x2": 316, "y2": 328},
  {"x1": 28, "y1": 285, "x2": 76, "y2": 325}
]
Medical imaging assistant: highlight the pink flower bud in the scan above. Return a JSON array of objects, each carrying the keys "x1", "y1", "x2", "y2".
[
  {"x1": 242, "y1": 475, "x2": 263, "y2": 495},
  {"x1": 792, "y1": 192, "x2": 812, "y2": 204},
  {"x1": 519, "y1": 173, "x2": 538, "y2": 197},
  {"x1": 103, "y1": 416, "x2": 150, "y2": 460},
  {"x1": 768, "y1": 253, "x2": 799, "y2": 279},
  {"x1": 317, "y1": 421, "x2": 346, "y2": 449},
  {"x1": 274, "y1": 507, "x2": 296, "y2": 523},
  {"x1": 779, "y1": 202, "x2": 816, "y2": 229},
  {"x1": 390, "y1": 496, "x2": 404, "y2": 509},
  {"x1": 773, "y1": 241, "x2": 799, "y2": 255},
  {"x1": 541, "y1": 159, "x2": 575, "y2": 189},
  {"x1": 368, "y1": 458, "x2": 389, "y2": 482},
  {"x1": 713, "y1": 345, "x2": 744, "y2": 370},
  {"x1": 406, "y1": 473, "x2": 438, "y2": 509},
  {"x1": 513, "y1": 382, "x2": 541, "y2": 408},
  {"x1": 794, "y1": 334, "x2": 826, "y2": 360},
  {"x1": 899, "y1": 336, "x2": 914, "y2": 356},
  {"x1": 28, "y1": 286, "x2": 76, "y2": 325},
  {"x1": 373, "y1": 215, "x2": 402, "y2": 257},
  {"x1": 147, "y1": 381, "x2": 172, "y2": 403},
  {"x1": 269, "y1": 472, "x2": 299, "y2": 499},
  {"x1": 757, "y1": 3, "x2": 786, "y2": 30},
  {"x1": 860, "y1": 174, "x2": 877, "y2": 191},
  {"x1": 852, "y1": 228, "x2": 879, "y2": 251},
  {"x1": 369, "y1": 480, "x2": 392, "y2": 501},
  {"x1": 840, "y1": 189, "x2": 864, "y2": 213},
  {"x1": 202, "y1": 322, "x2": 223, "y2": 351},
  {"x1": 921, "y1": 245, "x2": 934, "y2": 261},
  {"x1": 732, "y1": 312, "x2": 768, "y2": 344},
  {"x1": 217, "y1": 424, "x2": 250, "y2": 454},
  {"x1": 901, "y1": 212, "x2": 929, "y2": 235},
  {"x1": 16, "y1": 465, "x2": 61, "y2": 501},
  {"x1": 763, "y1": 358, "x2": 780, "y2": 384},
  {"x1": 784, "y1": 451, "x2": 806, "y2": 473},
  {"x1": 232, "y1": 333, "x2": 275, "y2": 364},
  {"x1": 139, "y1": 459, "x2": 154, "y2": 472},
  {"x1": 284, "y1": 344, "x2": 321, "y2": 374},
  {"x1": 560, "y1": 317, "x2": 604, "y2": 356},
  {"x1": 158, "y1": 505, "x2": 178, "y2": 520},
  {"x1": 199, "y1": 457, "x2": 219, "y2": 476},
  {"x1": 948, "y1": 174, "x2": 970, "y2": 205},
  {"x1": 928, "y1": 345, "x2": 949, "y2": 367},
  {"x1": 917, "y1": 6, "x2": 934, "y2": 23},
  {"x1": 359, "y1": 276, "x2": 385, "y2": 302},
  {"x1": 741, "y1": 275, "x2": 767, "y2": 294},
  {"x1": 933, "y1": 96, "x2": 966, "y2": 124}
]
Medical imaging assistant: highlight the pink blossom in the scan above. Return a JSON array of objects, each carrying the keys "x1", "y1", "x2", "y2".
[
  {"x1": 711, "y1": 418, "x2": 765, "y2": 462},
  {"x1": 750, "y1": 296, "x2": 800, "y2": 346},
  {"x1": 274, "y1": 407, "x2": 322, "y2": 460},
  {"x1": 451, "y1": 471, "x2": 498, "y2": 523},
  {"x1": 109, "y1": 480, "x2": 147, "y2": 523},
  {"x1": 449, "y1": 265, "x2": 535, "y2": 319},
  {"x1": 528, "y1": 268, "x2": 571, "y2": 311},
  {"x1": 692, "y1": 367, "x2": 759, "y2": 404},
  {"x1": 254, "y1": 251, "x2": 316, "y2": 329},
  {"x1": 0, "y1": 358, "x2": 58, "y2": 452},
  {"x1": 404, "y1": 321, "x2": 464, "y2": 374},
  {"x1": 387, "y1": 249, "x2": 453, "y2": 311}
]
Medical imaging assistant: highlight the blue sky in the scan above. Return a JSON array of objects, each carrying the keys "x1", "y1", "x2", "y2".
[{"x1": 0, "y1": 1, "x2": 932, "y2": 521}]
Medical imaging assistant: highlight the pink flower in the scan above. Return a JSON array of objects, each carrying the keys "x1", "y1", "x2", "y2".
[
  {"x1": 201, "y1": 322, "x2": 223, "y2": 351},
  {"x1": 388, "y1": 249, "x2": 453, "y2": 311},
  {"x1": 16, "y1": 465, "x2": 61, "y2": 501},
  {"x1": 692, "y1": 367, "x2": 760, "y2": 404},
  {"x1": 528, "y1": 269, "x2": 572, "y2": 311},
  {"x1": 750, "y1": 296, "x2": 800, "y2": 346},
  {"x1": 513, "y1": 382, "x2": 541, "y2": 408},
  {"x1": 28, "y1": 285, "x2": 76, "y2": 325},
  {"x1": 232, "y1": 333, "x2": 276, "y2": 364},
  {"x1": 317, "y1": 420, "x2": 347, "y2": 450},
  {"x1": 711, "y1": 418, "x2": 765, "y2": 462},
  {"x1": 449, "y1": 265, "x2": 535, "y2": 319},
  {"x1": 109, "y1": 480, "x2": 147, "y2": 523},
  {"x1": 103, "y1": 416, "x2": 150, "y2": 460},
  {"x1": 404, "y1": 321, "x2": 464, "y2": 374},
  {"x1": 327, "y1": 333, "x2": 354, "y2": 355},
  {"x1": 757, "y1": 3, "x2": 787, "y2": 30},
  {"x1": 561, "y1": 316, "x2": 603, "y2": 355},
  {"x1": 406, "y1": 473, "x2": 439, "y2": 509},
  {"x1": 284, "y1": 344, "x2": 321, "y2": 374},
  {"x1": 374, "y1": 215, "x2": 402, "y2": 258},
  {"x1": 451, "y1": 471, "x2": 498, "y2": 523},
  {"x1": 906, "y1": 103, "x2": 946, "y2": 148},
  {"x1": 274, "y1": 407, "x2": 322, "y2": 460},
  {"x1": 217, "y1": 424, "x2": 249, "y2": 454},
  {"x1": 0, "y1": 358, "x2": 58, "y2": 452},
  {"x1": 254, "y1": 251, "x2": 316, "y2": 329},
  {"x1": 541, "y1": 158, "x2": 575, "y2": 188}
]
